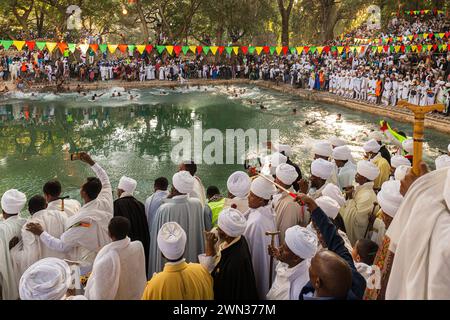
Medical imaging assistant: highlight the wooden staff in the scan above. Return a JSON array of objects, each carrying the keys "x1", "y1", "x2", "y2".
[
  {"x1": 364, "y1": 202, "x2": 379, "y2": 239},
  {"x1": 397, "y1": 100, "x2": 444, "y2": 175},
  {"x1": 59, "y1": 196, "x2": 70, "y2": 211},
  {"x1": 257, "y1": 173, "x2": 297, "y2": 199},
  {"x1": 266, "y1": 231, "x2": 280, "y2": 289}
]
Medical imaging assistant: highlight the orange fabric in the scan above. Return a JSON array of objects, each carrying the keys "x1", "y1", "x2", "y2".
[{"x1": 375, "y1": 80, "x2": 382, "y2": 96}]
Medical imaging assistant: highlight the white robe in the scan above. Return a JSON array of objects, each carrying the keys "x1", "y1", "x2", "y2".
[
  {"x1": 47, "y1": 199, "x2": 81, "y2": 218},
  {"x1": 84, "y1": 237, "x2": 146, "y2": 300},
  {"x1": 386, "y1": 168, "x2": 450, "y2": 299},
  {"x1": 189, "y1": 176, "x2": 207, "y2": 207},
  {"x1": 243, "y1": 204, "x2": 278, "y2": 299},
  {"x1": 266, "y1": 259, "x2": 310, "y2": 300}
]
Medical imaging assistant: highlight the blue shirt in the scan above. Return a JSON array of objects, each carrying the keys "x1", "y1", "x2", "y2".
[{"x1": 145, "y1": 190, "x2": 169, "y2": 230}]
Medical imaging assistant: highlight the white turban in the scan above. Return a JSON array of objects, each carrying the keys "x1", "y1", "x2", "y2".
[
  {"x1": 157, "y1": 222, "x2": 187, "y2": 260},
  {"x1": 285, "y1": 226, "x2": 318, "y2": 259},
  {"x1": 250, "y1": 176, "x2": 277, "y2": 200},
  {"x1": 276, "y1": 163, "x2": 298, "y2": 186},
  {"x1": 402, "y1": 138, "x2": 413, "y2": 154},
  {"x1": 1, "y1": 189, "x2": 26, "y2": 214},
  {"x1": 391, "y1": 155, "x2": 411, "y2": 168},
  {"x1": 311, "y1": 158, "x2": 334, "y2": 180},
  {"x1": 435, "y1": 155, "x2": 450, "y2": 170},
  {"x1": 218, "y1": 208, "x2": 247, "y2": 237},
  {"x1": 363, "y1": 139, "x2": 381, "y2": 153},
  {"x1": 369, "y1": 131, "x2": 384, "y2": 142},
  {"x1": 270, "y1": 152, "x2": 288, "y2": 168},
  {"x1": 329, "y1": 136, "x2": 346, "y2": 147},
  {"x1": 19, "y1": 258, "x2": 71, "y2": 300},
  {"x1": 448, "y1": 144, "x2": 450, "y2": 153},
  {"x1": 394, "y1": 165, "x2": 411, "y2": 181},
  {"x1": 377, "y1": 180, "x2": 403, "y2": 218},
  {"x1": 118, "y1": 176, "x2": 137, "y2": 194},
  {"x1": 315, "y1": 196, "x2": 340, "y2": 219},
  {"x1": 312, "y1": 141, "x2": 333, "y2": 158},
  {"x1": 172, "y1": 171, "x2": 195, "y2": 194},
  {"x1": 275, "y1": 144, "x2": 292, "y2": 157},
  {"x1": 322, "y1": 183, "x2": 346, "y2": 207},
  {"x1": 332, "y1": 145, "x2": 352, "y2": 161},
  {"x1": 357, "y1": 160, "x2": 380, "y2": 181},
  {"x1": 227, "y1": 171, "x2": 251, "y2": 198}
]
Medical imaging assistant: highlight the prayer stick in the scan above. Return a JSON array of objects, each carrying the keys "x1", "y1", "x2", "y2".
[{"x1": 266, "y1": 231, "x2": 280, "y2": 289}]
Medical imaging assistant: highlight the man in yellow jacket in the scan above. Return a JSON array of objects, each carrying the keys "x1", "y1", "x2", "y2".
[{"x1": 363, "y1": 139, "x2": 391, "y2": 191}]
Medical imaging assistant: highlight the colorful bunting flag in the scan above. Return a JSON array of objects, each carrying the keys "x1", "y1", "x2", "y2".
[
  {"x1": 282, "y1": 46, "x2": 288, "y2": 55},
  {"x1": 255, "y1": 47, "x2": 263, "y2": 55},
  {"x1": 241, "y1": 46, "x2": 248, "y2": 55},
  {"x1": 166, "y1": 45, "x2": 174, "y2": 55},
  {"x1": 1, "y1": 40, "x2": 13, "y2": 50},
  {"x1": 57, "y1": 42, "x2": 68, "y2": 54},
  {"x1": 156, "y1": 45, "x2": 165, "y2": 54},
  {"x1": 68, "y1": 43, "x2": 77, "y2": 53},
  {"x1": 182, "y1": 46, "x2": 189, "y2": 55},
  {"x1": 145, "y1": 45, "x2": 153, "y2": 54},
  {"x1": 118, "y1": 44, "x2": 128, "y2": 53},
  {"x1": 225, "y1": 47, "x2": 232, "y2": 55},
  {"x1": 196, "y1": 46, "x2": 203, "y2": 54},
  {"x1": 108, "y1": 44, "x2": 118, "y2": 54},
  {"x1": 174, "y1": 45, "x2": 182, "y2": 56},
  {"x1": 99, "y1": 44, "x2": 107, "y2": 53},
  {"x1": 90, "y1": 44, "x2": 98, "y2": 53},
  {"x1": 128, "y1": 45, "x2": 135, "y2": 53},
  {"x1": 79, "y1": 44, "x2": 89, "y2": 54},
  {"x1": 13, "y1": 40, "x2": 25, "y2": 51},
  {"x1": 269, "y1": 46, "x2": 276, "y2": 55},
  {"x1": 189, "y1": 46, "x2": 196, "y2": 54},
  {"x1": 275, "y1": 46, "x2": 282, "y2": 55},
  {"x1": 248, "y1": 46, "x2": 255, "y2": 54},
  {"x1": 136, "y1": 45, "x2": 146, "y2": 54},
  {"x1": 232, "y1": 46, "x2": 239, "y2": 55},
  {"x1": 296, "y1": 46, "x2": 303, "y2": 55},
  {"x1": 46, "y1": 42, "x2": 57, "y2": 53},
  {"x1": 218, "y1": 46, "x2": 225, "y2": 55},
  {"x1": 26, "y1": 41, "x2": 35, "y2": 51},
  {"x1": 210, "y1": 46, "x2": 218, "y2": 55},
  {"x1": 203, "y1": 46, "x2": 210, "y2": 55}
]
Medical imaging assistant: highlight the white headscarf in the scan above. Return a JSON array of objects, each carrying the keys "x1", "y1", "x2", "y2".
[
  {"x1": 394, "y1": 165, "x2": 411, "y2": 181},
  {"x1": 402, "y1": 138, "x2": 413, "y2": 154},
  {"x1": 363, "y1": 139, "x2": 381, "y2": 153},
  {"x1": 250, "y1": 176, "x2": 277, "y2": 200},
  {"x1": 276, "y1": 163, "x2": 298, "y2": 186},
  {"x1": 315, "y1": 196, "x2": 340, "y2": 219},
  {"x1": 172, "y1": 171, "x2": 195, "y2": 194},
  {"x1": 322, "y1": 183, "x2": 346, "y2": 207},
  {"x1": 312, "y1": 141, "x2": 333, "y2": 158},
  {"x1": 391, "y1": 155, "x2": 411, "y2": 168},
  {"x1": 332, "y1": 145, "x2": 352, "y2": 161},
  {"x1": 357, "y1": 160, "x2": 380, "y2": 181},
  {"x1": 218, "y1": 208, "x2": 247, "y2": 237},
  {"x1": 435, "y1": 155, "x2": 450, "y2": 170},
  {"x1": 377, "y1": 180, "x2": 403, "y2": 218},
  {"x1": 19, "y1": 258, "x2": 72, "y2": 300},
  {"x1": 157, "y1": 222, "x2": 187, "y2": 260},
  {"x1": 118, "y1": 176, "x2": 137, "y2": 194},
  {"x1": 285, "y1": 226, "x2": 318, "y2": 259},
  {"x1": 311, "y1": 158, "x2": 334, "y2": 180},
  {"x1": 1, "y1": 189, "x2": 26, "y2": 214},
  {"x1": 227, "y1": 171, "x2": 251, "y2": 198}
]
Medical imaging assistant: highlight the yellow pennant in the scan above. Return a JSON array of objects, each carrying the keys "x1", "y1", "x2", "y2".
[
  {"x1": 317, "y1": 46, "x2": 324, "y2": 54},
  {"x1": 438, "y1": 33, "x2": 445, "y2": 39},
  {"x1": 274, "y1": 46, "x2": 281, "y2": 55},
  {"x1": 422, "y1": 33, "x2": 428, "y2": 39},
  {"x1": 377, "y1": 46, "x2": 383, "y2": 53},
  {"x1": 411, "y1": 45, "x2": 417, "y2": 52},
  {"x1": 189, "y1": 46, "x2": 196, "y2": 54},
  {"x1": 424, "y1": 10, "x2": 430, "y2": 14},
  {"x1": 108, "y1": 44, "x2": 118, "y2": 54},
  {"x1": 78, "y1": 44, "x2": 89, "y2": 54},
  {"x1": 232, "y1": 46, "x2": 239, "y2": 55},
  {"x1": 255, "y1": 46, "x2": 263, "y2": 55},
  {"x1": 166, "y1": 45, "x2": 174, "y2": 55},
  {"x1": 210, "y1": 46, "x2": 218, "y2": 55},
  {"x1": 136, "y1": 45, "x2": 146, "y2": 54},
  {"x1": 337, "y1": 46, "x2": 344, "y2": 54},
  {"x1": 408, "y1": 35, "x2": 413, "y2": 41},
  {"x1": 427, "y1": 45, "x2": 432, "y2": 51},
  {"x1": 46, "y1": 42, "x2": 57, "y2": 53},
  {"x1": 13, "y1": 40, "x2": 25, "y2": 50},
  {"x1": 296, "y1": 46, "x2": 303, "y2": 55}
]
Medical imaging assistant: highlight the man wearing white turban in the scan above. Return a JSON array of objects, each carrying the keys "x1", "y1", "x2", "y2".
[
  {"x1": 394, "y1": 165, "x2": 411, "y2": 181},
  {"x1": 299, "y1": 158, "x2": 335, "y2": 200},
  {"x1": 267, "y1": 226, "x2": 318, "y2": 300},
  {"x1": 148, "y1": 171, "x2": 207, "y2": 278},
  {"x1": 199, "y1": 208, "x2": 258, "y2": 299},
  {"x1": 113, "y1": 176, "x2": 149, "y2": 274},
  {"x1": 368, "y1": 131, "x2": 391, "y2": 165},
  {"x1": 273, "y1": 164, "x2": 303, "y2": 244},
  {"x1": 0, "y1": 189, "x2": 27, "y2": 300},
  {"x1": 243, "y1": 176, "x2": 278, "y2": 299},
  {"x1": 85, "y1": 217, "x2": 147, "y2": 300},
  {"x1": 143, "y1": 222, "x2": 213, "y2": 300},
  {"x1": 223, "y1": 171, "x2": 251, "y2": 214},
  {"x1": 435, "y1": 155, "x2": 450, "y2": 170},
  {"x1": 312, "y1": 141, "x2": 339, "y2": 186},
  {"x1": 340, "y1": 161, "x2": 379, "y2": 245},
  {"x1": 401, "y1": 138, "x2": 414, "y2": 165},
  {"x1": 363, "y1": 139, "x2": 391, "y2": 190},
  {"x1": 329, "y1": 136, "x2": 346, "y2": 148},
  {"x1": 179, "y1": 161, "x2": 207, "y2": 207},
  {"x1": 390, "y1": 155, "x2": 411, "y2": 176},
  {"x1": 332, "y1": 145, "x2": 357, "y2": 191}
]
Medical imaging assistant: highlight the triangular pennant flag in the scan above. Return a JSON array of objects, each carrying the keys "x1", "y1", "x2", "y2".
[
  {"x1": 406, "y1": 45, "x2": 411, "y2": 53},
  {"x1": 203, "y1": 46, "x2": 210, "y2": 55},
  {"x1": 275, "y1": 46, "x2": 283, "y2": 55},
  {"x1": 382, "y1": 45, "x2": 388, "y2": 52},
  {"x1": 263, "y1": 46, "x2": 269, "y2": 54},
  {"x1": 432, "y1": 44, "x2": 438, "y2": 51},
  {"x1": 174, "y1": 45, "x2": 182, "y2": 56},
  {"x1": 118, "y1": 44, "x2": 128, "y2": 53},
  {"x1": 99, "y1": 44, "x2": 107, "y2": 53},
  {"x1": 438, "y1": 44, "x2": 444, "y2": 52},
  {"x1": 447, "y1": 44, "x2": 450, "y2": 51},
  {"x1": 57, "y1": 42, "x2": 68, "y2": 54},
  {"x1": 359, "y1": 46, "x2": 365, "y2": 53},
  {"x1": 446, "y1": 31, "x2": 450, "y2": 38},
  {"x1": 90, "y1": 44, "x2": 98, "y2": 53},
  {"x1": 395, "y1": 46, "x2": 401, "y2": 53},
  {"x1": 225, "y1": 46, "x2": 232, "y2": 55},
  {"x1": 255, "y1": 47, "x2": 263, "y2": 55},
  {"x1": 372, "y1": 46, "x2": 377, "y2": 53},
  {"x1": 317, "y1": 46, "x2": 324, "y2": 55},
  {"x1": 417, "y1": 45, "x2": 423, "y2": 52},
  {"x1": 248, "y1": 46, "x2": 255, "y2": 54},
  {"x1": 36, "y1": 41, "x2": 46, "y2": 51},
  {"x1": 400, "y1": 45, "x2": 405, "y2": 53},
  {"x1": 145, "y1": 45, "x2": 153, "y2": 54},
  {"x1": 324, "y1": 46, "x2": 331, "y2": 54},
  {"x1": 389, "y1": 45, "x2": 394, "y2": 53},
  {"x1": 241, "y1": 46, "x2": 248, "y2": 54},
  {"x1": 304, "y1": 46, "x2": 310, "y2": 54},
  {"x1": 79, "y1": 44, "x2": 89, "y2": 54},
  {"x1": 411, "y1": 45, "x2": 417, "y2": 52},
  {"x1": 377, "y1": 46, "x2": 383, "y2": 53},
  {"x1": 26, "y1": 41, "x2": 35, "y2": 51},
  {"x1": 408, "y1": 35, "x2": 413, "y2": 41},
  {"x1": 166, "y1": 45, "x2": 174, "y2": 55},
  {"x1": 189, "y1": 46, "x2": 196, "y2": 54},
  {"x1": 13, "y1": 40, "x2": 25, "y2": 51},
  {"x1": 439, "y1": 33, "x2": 445, "y2": 39},
  {"x1": 68, "y1": 43, "x2": 76, "y2": 53},
  {"x1": 310, "y1": 46, "x2": 317, "y2": 54},
  {"x1": 269, "y1": 46, "x2": 276, "y2": 55},
  {"x1": 156, "y1": 45, "x2": 165, "y2": 54},
  {"x1": 46, "y1": 42, "x2": 57, "y2": 53},
  {"x1": 422, "y1": 33, "x2": 428, "y2": 39},
  {"x1": 182, "y1": 46, "x2": 189, "y2": 55},
  {"x1": 136, "y1": 45, "x2": 146, "y2": 54},
  {"x1": 210, "y1": 46, "x2": 218, "y2": 55},
  {"x1": 196, "y1": 46, "x2": 203, "y2": 54},
  {"x1": 232, "y1": 46, "x2": 239, "y2": 55},
  {"x1": 289, "y1": 47, "x2": 296, "y2": 54},
  {"x1": 337, "y1": 46, "x2": 344, "y2": 54},
  {"x1": 427, "y1": 45, "x2": 432, "y2": 52},
  {"x1": 108, "y1": 44, "x2": 118, "y2": 54},
  {"x1": 428, "y1": 33, "x2": 433, "y2": 39},
  {"x1": 296, "y1": 46, "x2": 303, "y2": 55},
  {"x1": 1, "y1": 40, "x2": 13, "y2": 50},
  {"x1": 218, "y1": 46, "x2": 225, "y2": 55},
  {"x1": 282, "y1": 46, "x2": 288, "y2": 55},
  {"x1": 128, "y1": 45, "x2": 135, "y2": 53}
]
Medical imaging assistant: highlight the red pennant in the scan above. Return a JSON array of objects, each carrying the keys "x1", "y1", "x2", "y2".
[
  {"x1": 303, "y1": 46, "x2": 310, "y2": 54},
  {"x1": 446, "y1": 32, "x2": 450, "y2": 38},
  {"x1": 413, "y1": 34, "x2": 418, "y2": 39},
  {"x1": 428, "y1": 33, "x2": 433, "y2": 39},
  {"x1": 145, "y1": 45, "x2": 153, "y2": 54},
  {"x1": 90, "y1": 44, "x2": 98, "y2": 53},
  {"x1": 26, "y1": 41, "x2": 35, "y2": 51},
  {"x1": 420, "y1": 10, "x2": 424, "y2": 14},
  {"x1": 118, "y1": 44, "x2": 128, "y2": 53},
  {"x1": 323, "y1": 46, "x2": 330, "y2": 53},
  {"x1": 174, "y1": 45, "x2": 182, "y2": 56},
  {"x1": 383, "y1": 45, "x2": 389, "y2": 52},
  {"x1": 218, "y1": 46, "x2": 225, "y2": 55},
  {"x1": 57, "y1": 42, "x2": 68, "y2": 54},
  {"x1": 400, "y1": 45, "x2": 405, "y2": 52},
  {"x1": 359, "y1": 46, "x2": 365, "y2": 53},
  {"x1": 388, "y1": 37, "x2": 393, "y2": 43},
  {"x1": 410, "y1": 11, "x2": 413, "y2": 15},
  {"x1": 241, "y1": 46, "x2": 248, "y2": 54},
  {"x1": 196, "y1": 46, "x2": 203, "y2": 54},
  {"x1": 447, "y1": 44, "x2": 450, "y2": 51},
  {"x1": 263, "y1": 46, "x2": 269, "y2": 53},
  {"x1": 282, "y1": 46, "x2": 288, "y2": 55},
  {"x1": 417, "y1": 44, "x2": 423, "y2": 52},
  {"x1": 432, "y1": 44, "x2": 438, "y2": 51}
]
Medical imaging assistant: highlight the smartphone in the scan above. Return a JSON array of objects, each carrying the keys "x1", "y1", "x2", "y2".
[{"x1": 70, "y1": 153, "x2": 80, "y2": 161}]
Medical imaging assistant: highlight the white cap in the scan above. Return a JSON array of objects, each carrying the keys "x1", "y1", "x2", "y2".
[
  {"x1": 332, "y1": 145, "x2": 352, "y2": 161},
  {"x1": 227, "y1": 171, "x2": 251, "y2": 198},
  {"x1": 322, "y1": 183, "x2": 346, "y2": 207},
  {"x1": 284, "y1": 225, "x2": 318, "y2": 259},
  {"x1": 157, "y1": 222, "x2": 187, "y2": 260},
  {"x1": 357, "y1": 160, "x2": 380, "y2": 181},
  {"x1": 311, "y1": 158, "x2": 334, "y2": 180},
  {"x1": 377, "y1": 180, "x2": 403, "y2": 218},
  {"x1": 172, "y1": 171, "x2": 195, "y2": 194},
  {"x1": 218, "y1": 208, "x2": 247, "y2": 237},
  {"x1": 391, "y1": 155, "x2": 411, "y2": 168},
  {"x1": 315, "y1": 196, "x2": 341, "y2": 219},
  {"x1": 368, "y1": 131, "x2": 384, "y2": 142},
  {"x1": 1, "y1": 189, "x2": 26, "y2": 214},
  {"x1": 329, "y1": 136, "x2": 347, "y2": 147},
  {"x1": 394, "y1": 165, "x2": 411, "y2": 181},
  {"x1": 269, "y1": 152, "x2": 288, "y2": 174},
  {"x1": 275, "y1": 144, "x2": 292, "y2": 157},
  {"x1": 250, "y1": 176, "x2": 277, "y2": 200},
  {"x1": 435, "y1": 155, "x2": 450, "y2": 170},
  {"x1": 276, "y1": 163, "x2": 298, "y2": 186},
  {"x1": 402, "y1": 138, "x2": 413, "y2": 154},
  {"x1": 448, "y1": 144, "x2": 450, "y2": 153},
  {"x1": 312, "y1": 141, "x2": 333, "y2": 158},
  {"x1": 363, "y1": 139, "x2": 381, "y2": 153},
  {"x1": 118, "y1": 176, "x2": 137, "y2": 194}
]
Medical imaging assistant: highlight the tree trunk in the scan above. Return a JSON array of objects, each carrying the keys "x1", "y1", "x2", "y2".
[
  {"x1": 320, "y1": 0, "x2": 339, "y2": 42},
  {"x1": 136, "y1": 0, "x2": 150, "y2": 42},
  {"x1": 281, "y1": 12, "x2": 289, "y2": 46}
]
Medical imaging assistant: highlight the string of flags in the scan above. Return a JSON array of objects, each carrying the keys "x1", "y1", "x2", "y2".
[{"x1": 404, "y1": 9, "x2": 445, "y2": 15}]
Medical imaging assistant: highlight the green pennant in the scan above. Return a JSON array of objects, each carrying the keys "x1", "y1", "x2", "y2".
[
  {"x1": 438, "y1": 44, "x2": 444, "y2": 51},
  {"x1": 372, "y1": 46, "x2": 377, "y2": 52},
  {"x1": 99, "y1": 44, "x2": 107, "y2": 53},
  {"x1": 248, "y1": 46, "x2": 256, "y2": 54},
  {"x1": 68, "y1": 43, "x2": 76, "y2": 53},
  {"x1": 406, "y1": 45, "x2": 411, "y2": 53},
  {"x1": 182, "y1": 46, "x2": 189, "y2": 55},
  {"x1": 128, "y1": 45, "x2": 135, "y2": 53},
  {"x1": 203, "y1": 46, "x2": 210, "y2": 55},
  {"x1": 36, "y1": 41, "x2": 46, "y2": 50},
  {"x1": 1, "y1": 40, "x2": 13, "y2": 50},
  {"x1": 310, "y1": 46, "x2": 317, "y2": 54},
  {"x1": 289, "y1": 47, "x2": 296, "y2": 54},
  {"x1": 390, "y1": 45, "x2": 395, "y2": 52},
  {"x1": 156, "y1": 45, "x2": 165, "y2": 54},
  {"x1": 269, "y1": 46, "x2": 276, "y2": 54},
  {"x1": 225, "y1": 46, "x2": 232, "y2": 55},
  {"x1": 331, "y1": 46, "x2": 337, "y2": 52}
]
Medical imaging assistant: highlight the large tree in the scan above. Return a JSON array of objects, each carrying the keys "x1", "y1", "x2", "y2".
[{"x1": 277, "y1": 0, "x2": 295, "y2": 46}]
